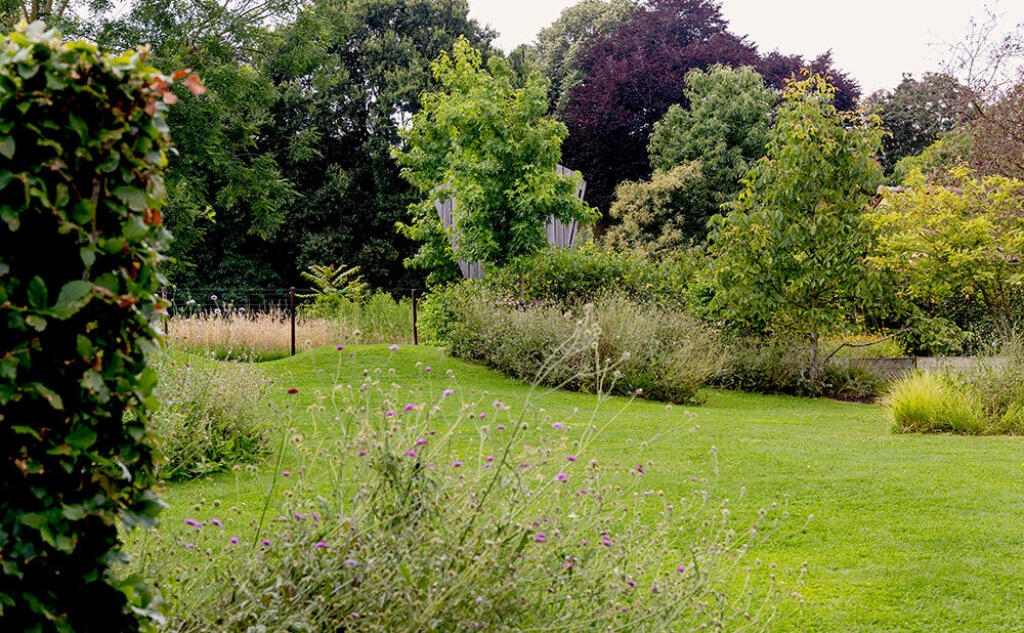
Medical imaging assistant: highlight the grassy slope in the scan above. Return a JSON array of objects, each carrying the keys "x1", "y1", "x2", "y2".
[{"x1": 156, "y1": 345, "x2": 1024, "y2": 632}]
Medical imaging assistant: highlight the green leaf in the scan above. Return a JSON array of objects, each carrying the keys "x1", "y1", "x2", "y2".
[
  {"x1": 111, "y1": 186, "x2": 146, "y2": 211},
  {"x1": 20, "y1": 513, "x2": 48, "y2": 529},
  {"x1": 33, "y1": 383, "x2": 63, "y2": 410},
  {"x1": 0, "y1": 136, "x2": 13, "y2": 159},
  {"x1": 66, "y1": 425, "x2": 98, "y2": 450},
  {"x1": 51, "y1": 280, "x2": 93, "y2": 319},
  {"x1": 27, "y1": 276, "x2": 47, "y2": 308},
  {"x1": 81, "y1": 370, "x2": 110, "y2": 403}
]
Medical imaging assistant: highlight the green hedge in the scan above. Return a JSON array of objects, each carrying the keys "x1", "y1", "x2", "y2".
[{"x1": 0, "y1": 23, "x2": 191, "y2": 631}]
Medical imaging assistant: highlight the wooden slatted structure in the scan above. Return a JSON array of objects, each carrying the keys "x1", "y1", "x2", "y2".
[{"x1": 433, "y1": 165, "x2": 587, "y2": 279}]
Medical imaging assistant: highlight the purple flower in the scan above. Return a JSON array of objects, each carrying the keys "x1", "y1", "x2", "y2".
[
  {"x1": 451, "y1": 461, "x2": 464, "y2": 467},
  {"x1": 405, "y1": 450, "x2": 417, "y2": 457},
  {"x1": 676, "y1": 565, "x2": 686, "y2": 573},
  {"x1": 403, "y1": 403, "x2": 415, "y2": 413},
  {"x1": 293, "y1": 512, "x2": 304, "y2": 520},
  {"x1": 551, "y1": 422, "x2": 566, "y2": 430},
  {"x1": 600, "y1": 539, "x2": 612, "y2": 547},
  {"x1": 287, "y1": 388, "x2": 298, "y2": 394},
  {"x1": 427, "y1": 429, "x2": 437, "y2": 435},
  {"x1": 229, "y1": 537, "x2": 239, "y2": 544},
  {"x1": 344, "y1": 558, "x2": 358, "y2": 567},
  {"x1": 314, "y1": 541, "x2": 328, "y2": 549},
  {"x1": 185, "y1": 542, "x2": 196, "y2": 549},
  {"x1": 210, "y1": 294, "x2": 218, "y2": 301},
  {"x1": 566, "y1": 455, "x2": 577, "y2": 462},
  {"x1": 184, "y1": 518, "x2": 201, "y2": 528},
  {"x1": 335, "y1": 345, "x2": 345, "y2": 350},
  {"x1": 626, "y1": 579, "x2": 636, "y2": 587},
  {"x1": 442, "y1": 388, "x2": 454, "y2": 399},
  {"x1": 386, "y1": 410, "x2": 396, "y2": 417},
  {"x1": 534, "y1": 533, "x2": 547, "y2": 543},
  {"x1": 209, "y1": 518, "x2": 222, "y2": 528},
  {"x1": 477, "y1": 413, "x2": 486, "y2": 419},
  {"x1": 358, "y1": 449, "x2": 368, "y2": 456},
  {"x1": 424, "y1": 366, "x2": 432, "y2": 372},
  {"x1": 484, "y1": 455, "x2": 495, "y2": 462},
  {"x1": 260, "y1": 539, "x2": 272, "y2": 547},
  {"x1": 519, "y1": 462, "x2": 530, "y2": 469},
  {"x1": 389, "y1": 344, "x2": 399, "y2": 351},
  {"x1": 492, "y1": 399, "x2": 506, "y2": 409},
  {"x1": 415, "y1": 438, "x2": 427, "y2": 445},
  {"x1": 281, "y1": 471, "x2": 291, "y2": 477},
  {"x1": 555, "y1": 472, "x2": 568, "y2": 482},
  {"x1": 184, "y1": 408, "x2": 191, "y2": 413},
  {"x1": 635, "y1": 465, "x2": 645, "y2": 475},
  {"x1": 496, "y1": 424, "x2": 506, "y2": 431},
  {"x1": 312, "y1": 512, "x2": 320, "y2": 523}
]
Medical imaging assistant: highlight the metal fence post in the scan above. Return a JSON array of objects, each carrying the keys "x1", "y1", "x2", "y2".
[
  {"x1": 411, "y1": 289, "x2": 418, "y2": 345},
  {"x1": 289, "y1": 286, "x2": 296, "y2": 356}
]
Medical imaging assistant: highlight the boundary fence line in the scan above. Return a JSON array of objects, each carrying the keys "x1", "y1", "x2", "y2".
[{"x1": 159, "y1": 286, "x2": 426, "y2": 356}]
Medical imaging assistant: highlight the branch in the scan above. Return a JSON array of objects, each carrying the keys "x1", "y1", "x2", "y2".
[{"x1": 822, "y1": 328, "x2": 910, "y2": 364}]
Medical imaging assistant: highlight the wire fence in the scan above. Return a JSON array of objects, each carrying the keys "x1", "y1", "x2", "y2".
[{"x1": 160, "y1": 287, "x2": 425, "y2": 361}]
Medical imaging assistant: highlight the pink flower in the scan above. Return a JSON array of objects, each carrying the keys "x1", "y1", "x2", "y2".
[
  {"x1": 415, "y1": 438, "x2": 427, "y2": 445},
  {"x1": 312, "y1": 512, "x2": 320, "y2": 523},
  {"x1": 477, "y1": 413, "x2": 486, "y2": 419},
  {"x1": 442, "y1": 388, "x2": 454, "y2": 399},
  {"x1": 386, "y1": 410, "x2": 396, "y2": 417},
  {"x1": 519, "y1": 462, "x2": 530, "y2": 469},
  {"x1": 358, "y1": 449, "x2": 368, "y2": 456},
  {"x1": 427, "y1": 429, "x2": 437, "y2": 435},
  {"x1": 600, "y1": 539, "x2": 612, "y2": 547},
  {"x1": 389, "y1": 344, "x2": 399, "y2": 351},
  {"x1": 451, "y1": 461, "x2": 464, "y2": 467},
  {"x1": 314, "y1": 541, "x2": 328, "y2": 549},
  {"x1": 335, "y1": 345, "x2": 345, "y2": 350},
  {"x1": 281, "y1": 471, "x2": 291, "y2": 477},
  {"x1": 209, "y1": 518, "x2": 222, "y2": 528},
  {"x1": 424, "y1": 366, "x2": 432, "y2": 372},
  {"x1": 185, "y1": 542, "x2": 196, "y2": 549},
  {"x1": 405, "y1": 450, "x2": 417, "y2": 457},
  {"x1": 551, "y1": 422, "x2": 566, "y2": 430},
  {"x1": 566, "y1": 455, "x2": 577, "y2": 462},
  {"x1": 287, "y1": 388, "x2": 298, "y2": 394},
  {"x1": 229, "y1": 537, "x2": 239, "y2": 544},
  {"x1": 676, "y1": 565, "x2": 686, "y2": 573},
  {"x1": 403, "y1": 403, "x2": 415, "y2": 413},
  {"x1": 496, "y1": 424, "x2": 506, "y2": 430},
  {"x1": 344, "y1": 558, "x2": 358, "y2": 567},
  {"x1": 293, "y1": 512, "x2": 304, "y2": 520},
  {"x1": 555, "y1": 472, "x2": 568, "y2": 482},
  {"x1": 635, "y1": 465, "x2": 645, "y2": 475},
  {"x1": 184, "y1": 518, "x2": 201, "y2": 528},
  {"x1": 534, "y1": 533, "x2": 547, "y2": 543},
  {"x1": 492, "y1": 399, "x2": 506, "y2": 409},
  {"x1": 260, "y1": 539, "x2": 272, "y2": 547},
  {"x1": 484, "y1": 455, "x2": 495, "y2": 462}
]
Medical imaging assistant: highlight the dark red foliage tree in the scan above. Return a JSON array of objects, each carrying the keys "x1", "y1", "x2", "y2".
[
  {"x1": 560, "y1": 0, "x2": 759, "y2": 216},
  {"x1": 560, "y1": 0, "x2": 862, "y2": 217},
  {"x1": 757, "y1": 50, "x2": 860, "y2": 111}
]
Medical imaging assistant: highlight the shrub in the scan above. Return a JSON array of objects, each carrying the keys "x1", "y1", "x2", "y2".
[
  {"x1": 148, "y1": 355, "x2": 274, "y2": 481},
  {"x1": 440, "y1": 293, "x2": 722, "y2": 404},
  {"x1": 885, "y1": 372, "x2": 985, "y2": 434},
  {"x1": 714, "y1": 340, "x2": 884, "y2": 400},
  {"x1": 483, "y1": 242, "x2": 695, "y2": 307},
  {"x1": 0, "y1": 23, "x2": 196, "y2": 631},
  {"x1": 133, "y1": 350, "x2": 790, "y2": 632}
]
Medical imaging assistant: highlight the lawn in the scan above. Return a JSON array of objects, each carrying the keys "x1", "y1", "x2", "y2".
[{"x1": 148, "y1": 344, "x2": 1024, "y2": 632}]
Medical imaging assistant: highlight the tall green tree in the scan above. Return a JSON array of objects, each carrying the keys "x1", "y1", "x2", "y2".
[
  {"x1": 708, "y1": 74, "x2": 886, "y2": 357},
  {"x1": 261, "y1": 0, "x2": 493, "y2": 288},
  {"x1": 604, "y1": 64, "x2": 774, "y2": 250},
  {"x1": 394, "y1": 38, "x2": 596, "y2": 282}
]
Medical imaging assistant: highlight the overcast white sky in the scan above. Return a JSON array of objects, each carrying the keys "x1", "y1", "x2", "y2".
[{"x1": 467, "y1": 0, "x2": 1024, "y2": 94}]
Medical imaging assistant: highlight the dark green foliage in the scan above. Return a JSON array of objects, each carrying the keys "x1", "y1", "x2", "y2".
[{"x1": 0, "y1": 23, "x2": 180, "y2": 631}]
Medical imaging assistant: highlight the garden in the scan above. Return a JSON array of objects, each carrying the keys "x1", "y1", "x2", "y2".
[{"x1": 4, "y1": 1, "x2": 1024, "y2": 632}]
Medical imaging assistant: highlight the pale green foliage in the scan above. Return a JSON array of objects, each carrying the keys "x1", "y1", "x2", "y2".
[
  {"x1": 866, "y1": 167, "x2": 1024, "y2": 334},
  {"x1": 297, "y1": 264, "x2": 368, "y2": 300},
  {"x1": 648, "y1": 65, "x2": 774, "y2": 180},
  {"x1": 604, "y1": 164, "x2": 708, "y2": 252},
  {"x1": 886, "y1": 371, "x2": 985, "y2": 434},
  {"x1": 531, "y1": 0, "x2": 634, "y2": 112},
  {"x1": 708, "y1": 74, "x2": 885, "y2": 349},
  {"x1": 395, "y1": 38, "x2": 596, "y2": 277},
  {"x1": 892, "y1": 130, "x2": 972, "y2": 184},
  {"x1": 607, "y1": 66, "x2": 774, "y2": 249}
]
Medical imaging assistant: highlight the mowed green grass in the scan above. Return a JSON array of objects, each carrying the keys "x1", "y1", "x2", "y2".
[{"x1": 153, "y1": 345, "x2": 1024, "y2": 632}]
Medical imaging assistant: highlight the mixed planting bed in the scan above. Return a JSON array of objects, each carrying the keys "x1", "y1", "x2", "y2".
[{"x1": 140, "y1": 345, "x2": 1024, "y2": 633}]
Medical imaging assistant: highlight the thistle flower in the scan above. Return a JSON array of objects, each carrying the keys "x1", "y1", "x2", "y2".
[
  {"x1": 424, "y1": 366, "x2": 432, "y2": 372},
  {"x1": 484, "y1": 456, "x2": 495, "y2": 462},
  {"x1": 229, "y1": 537, "x2": 239, "y2": 544},
  {"x1": 260, "y1": 539, "x2": 272, "y2": 547},
  {"x1": 415, "y1": 438, "x2": 427, "y2": 445},
  {"x1": 451, "y1": 461, "x2": 464, "y2": 467},
  {"x1": 534, "y1": 533, "x2": 547, "y2": 543},
  {"x1": 442, "y1": 388, "x2": 454, "y2": 399},
  {"x1": 676, "y1": 565, "x2": 686, "y2": 573},
  {"x1": 519, "y1": 462, "x2": 530, "y2": 469},
  {"x1": 209, "y1": 518, "x2": 222, "y2": 528},
  {"x1": 344, "y1": 558, "x2": 358, "y2": 567},
  {"x1": 551, "y1": 422, "x2": 566, "y2": 430},
  {"x1": 287, "y1": 388, "x2": 298, "y2": 394},
  {"x1": 555, "y1": 472, "x2": 568, "y2": 482},
  {"x1": 184, "y1": 518, "x2": 201, "y2": 528},
  {"x1": 477, "y1": 413, "x2": 486, "y2": 419},
  {"x1": 281, "y1": 471, "x2": 291, "y2": 477},
  {"x1": 405, "y1": 450, "x2": 417, "y2": 457},
  {"x1": 566, "y1": 455, "x2": 577, "y2": 462},
  {"x1": 314, "y1": 541, "x2": 328, "y2": 549},
  {"x1": 386, "y1": 410, "x2": 396, "y2": 417},
  {"x1": 403, "y1": 403, "x2": 415, "y2": 413},
  {"x1": 335, "y1": 345, "x2": 345, "y2": 351},
  {"x1": 388, "y1": 344, "x2": 399, "y2": 351}
]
